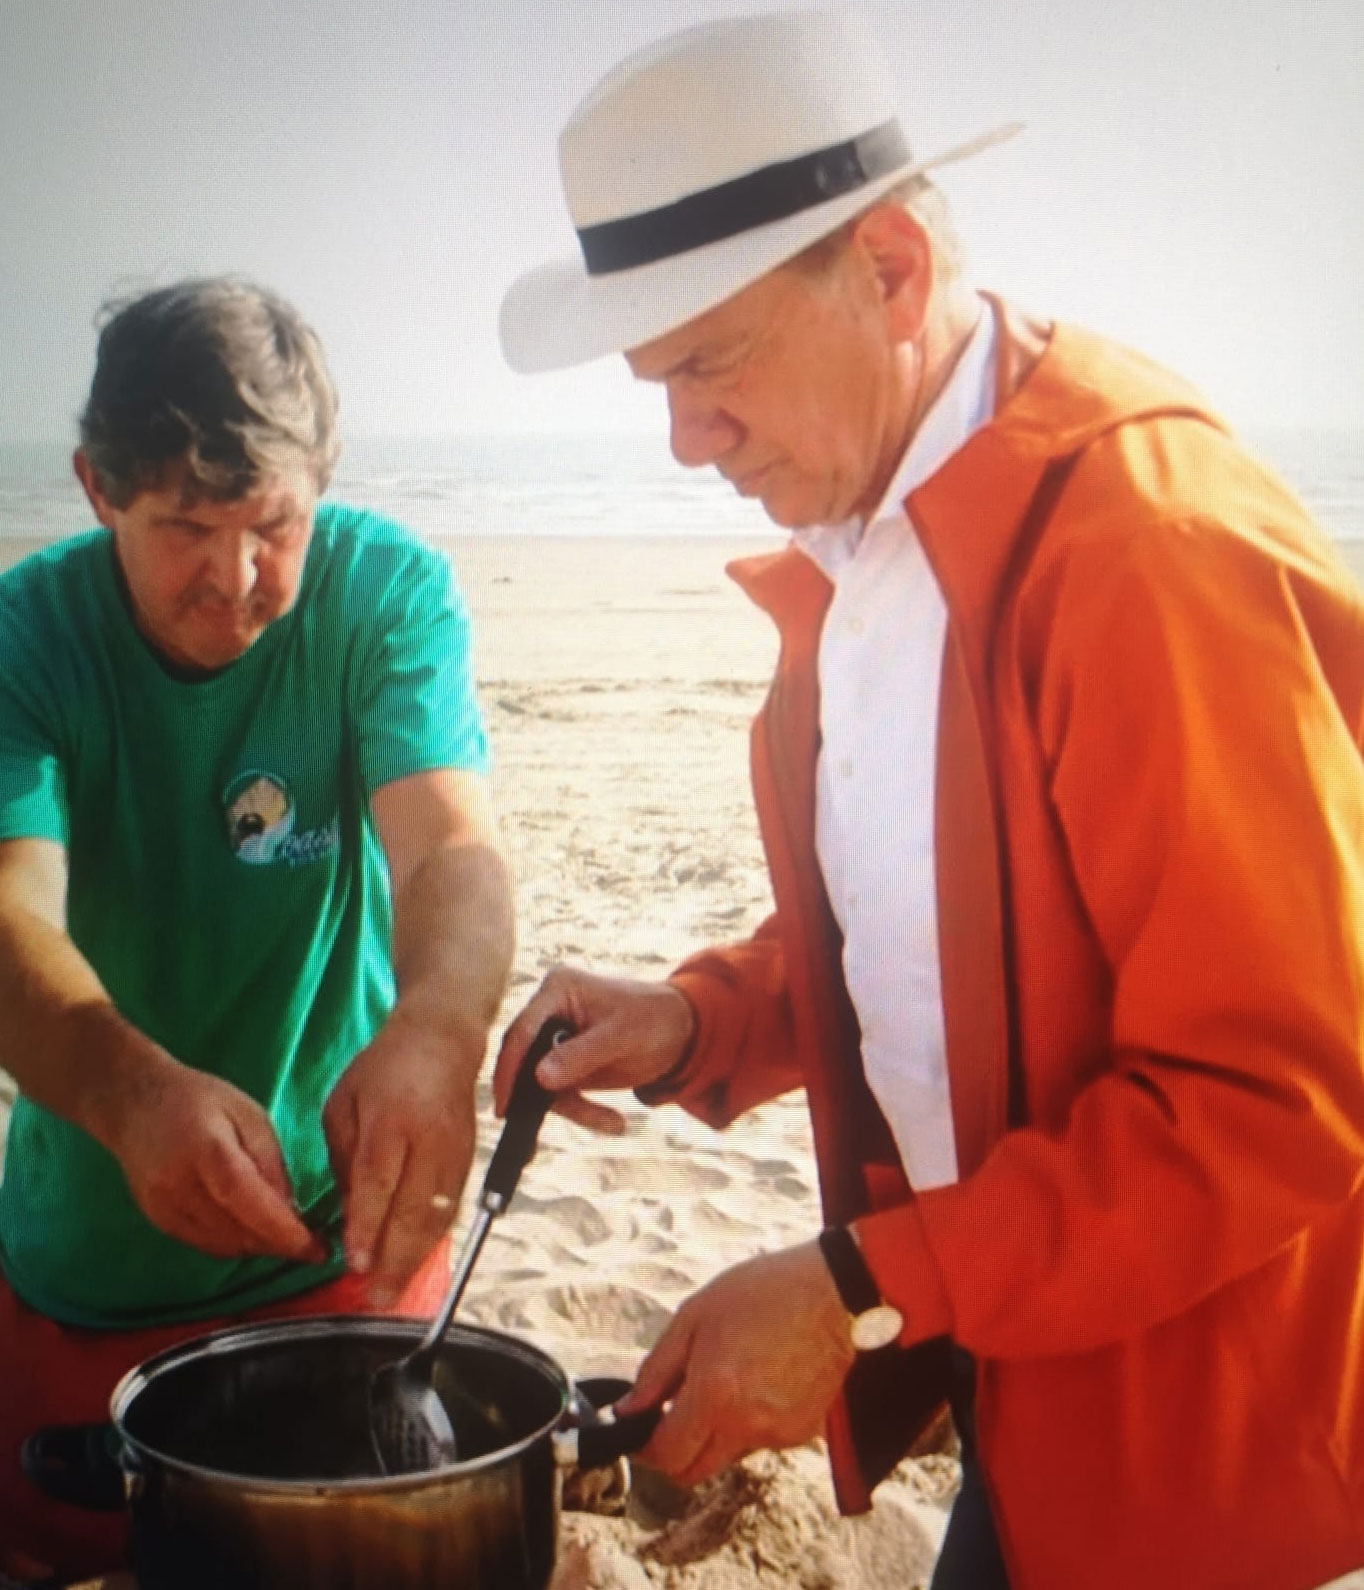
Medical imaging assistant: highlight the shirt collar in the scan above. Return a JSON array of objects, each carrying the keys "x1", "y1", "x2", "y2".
[{"x1": 796, "y1": 296, "x2": 997, "y2": 575}]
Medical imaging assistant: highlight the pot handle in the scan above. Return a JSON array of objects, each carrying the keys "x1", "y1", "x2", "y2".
[
  {"x1": 21, "y1": 1421, "x2": 130, "y2": 1511},
  {"x1": 572, "y1": 1405, "x2": 663, "y2": 1471},
  {"x1": 555, "y1": 1376, "x2": 663, "y2": 1472}
]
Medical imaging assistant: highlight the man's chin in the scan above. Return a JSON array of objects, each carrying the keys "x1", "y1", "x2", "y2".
[
  {"x1": 164, "y1": 623, "x2": 265, "y2": 673},
  {"x1": 202, "y1": 632, "x2": 263, "y2": 666},
  {"x1": 756, "y1": 493, "x2": 822, "y2": 532},
  {"x1": 743, "y1": 474, "x2": 832, "y2": 532}
]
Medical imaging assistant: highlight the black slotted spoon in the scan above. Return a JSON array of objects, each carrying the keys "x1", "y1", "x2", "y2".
[{"x1": 367, "y1": 1016, "x2": 572, "y2": 1475}]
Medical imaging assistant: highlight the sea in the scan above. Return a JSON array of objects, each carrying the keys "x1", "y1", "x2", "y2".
[{"x1": 0, "y1": 427, "x2": 1361, "y2": 546}]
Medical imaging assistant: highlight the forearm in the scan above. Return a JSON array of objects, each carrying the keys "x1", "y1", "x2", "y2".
[
  {"x1": 0, "y1": 895, "x2": 174, "y2": 1154},
  {"x1": 387, "y1": 837, "x2": 515, "y2": 1075}
]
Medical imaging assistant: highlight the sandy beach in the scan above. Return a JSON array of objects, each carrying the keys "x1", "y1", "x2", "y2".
[{"x1": 6, "y1": 527, "x2": 1364, "y2": 1587}]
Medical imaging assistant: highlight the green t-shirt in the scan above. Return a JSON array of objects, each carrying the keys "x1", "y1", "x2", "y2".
[{"x1": 0, "y1": 504, "x2": 489, "y2": 1326}]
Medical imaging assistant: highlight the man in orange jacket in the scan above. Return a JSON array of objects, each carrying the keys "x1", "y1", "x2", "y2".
[{"x1": 495, "y1": 10, "x2": 1364, "y2": 1589}]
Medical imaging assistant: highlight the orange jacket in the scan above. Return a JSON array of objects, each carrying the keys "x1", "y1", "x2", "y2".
[{"x1": 662, "y1": 300, "x2": 1364, "y2": 1590}]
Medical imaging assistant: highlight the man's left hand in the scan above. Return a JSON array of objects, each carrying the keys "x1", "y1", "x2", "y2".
[
  {"x1": 326, "y1": 768, "x2": 513, "y2": 1304},
  {"x1": 322, "y1": 1012, "x2": 479, "y2": 1304},
  {"x1": 616, "y1": 1239, "x2": 856, "y2": 1487}
]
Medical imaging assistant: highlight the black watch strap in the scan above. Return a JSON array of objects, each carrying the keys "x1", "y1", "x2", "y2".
[{"x1": 818, "y1": 1225, "x2": 881, "y2": 1315}]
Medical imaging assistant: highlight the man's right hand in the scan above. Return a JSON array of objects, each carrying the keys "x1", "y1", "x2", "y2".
[
  {"x1": 106, "y1": 1058, "x2": 327, "y2": 1263},
  {"x1": 493, "y1": 967, "x2": 697, "y2": 1134},
  {"x1": 0, "y1": 839, "x2": 323, "y2": 1265}
]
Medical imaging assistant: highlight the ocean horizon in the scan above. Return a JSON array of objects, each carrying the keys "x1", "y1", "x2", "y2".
[{"x1": 1, "y1": 426, "x2": 1361, "y2": 545}]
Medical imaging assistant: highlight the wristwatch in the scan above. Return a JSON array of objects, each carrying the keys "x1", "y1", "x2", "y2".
[{"x1": 817, "y1": 1225, "x2": 904, "y2": 1352}]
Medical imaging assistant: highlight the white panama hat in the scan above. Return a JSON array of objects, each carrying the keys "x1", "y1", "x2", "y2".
[{"x1": 499, "y1": 6, "x2": 1020, "y2": 374}]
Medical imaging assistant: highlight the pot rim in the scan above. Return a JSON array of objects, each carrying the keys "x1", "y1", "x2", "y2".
[{"x1": 108, "y1": 1313, "x2": 572, "y2": 1497}]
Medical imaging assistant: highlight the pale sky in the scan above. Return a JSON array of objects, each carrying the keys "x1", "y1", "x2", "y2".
[{"x1": 1, "y1": 0, "x2": 1360, "y2": 442}]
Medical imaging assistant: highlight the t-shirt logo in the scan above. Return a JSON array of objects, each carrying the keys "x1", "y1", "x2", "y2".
[
  {"x1": 224, "y1": 771, "x2": 295, "y2": 864},
  {"x1": 222, "y1": 770, "x2": 342, "y2": 868}
]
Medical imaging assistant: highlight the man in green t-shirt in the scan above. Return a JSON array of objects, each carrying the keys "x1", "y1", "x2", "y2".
[{"x1": 0, "y1": 278, "x2": 514, "y2": 1579}]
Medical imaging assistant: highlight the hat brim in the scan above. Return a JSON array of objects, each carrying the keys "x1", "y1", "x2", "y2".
[{"x1": 499, "y1": 123, "x2": 1021, "y2": 374}]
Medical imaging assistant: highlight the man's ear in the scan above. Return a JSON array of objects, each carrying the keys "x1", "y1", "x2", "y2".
[
  {"x1": 72, "y1": 449, "x2": 117, "y2": 528},
  {"x1": 850, "y1": 202, "x2": 934, "y2": 343}
]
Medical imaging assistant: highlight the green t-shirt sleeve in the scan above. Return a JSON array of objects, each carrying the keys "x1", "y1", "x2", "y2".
[
  {"x1": 353, "y1": 544, "x2": 490, "y2": 792},
  {"x1": 0, "y1": 589, "x2": 69, "y2": 844}
]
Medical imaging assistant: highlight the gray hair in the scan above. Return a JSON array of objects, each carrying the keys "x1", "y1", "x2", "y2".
[
  {"x1": 790, "y1": 174, "x2": 966, "y2": 286},
  {"x1": 886, "y1": 174, "x2": 965, "y2": 284},
  {"x1": 79, "y1": 277, "x2": 340, "y2": 508}
]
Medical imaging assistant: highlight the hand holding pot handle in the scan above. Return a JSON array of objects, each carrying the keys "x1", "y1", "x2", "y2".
[
  {"x1": 557, "y1": 1378, "x2": 664, "y2": 1472},
  {"x1": 573, "y1": 1405, "x2": 664, "y2": 1470}
]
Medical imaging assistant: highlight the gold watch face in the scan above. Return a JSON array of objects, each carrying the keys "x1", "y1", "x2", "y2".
[{"x1": 851, "y1": 1303, "x2": 904, "y2": 1352}]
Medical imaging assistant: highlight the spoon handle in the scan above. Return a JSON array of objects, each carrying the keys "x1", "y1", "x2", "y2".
[
  {"x1": 414, "y1": 1205, "x2": 494, "y2": 1358},
  {"x1": 482, "y1": 1016, "x2": 574, "y2": 1210},
  {"x1": 413, "y1": 1015, "x2": 575, "y2": 1361}
]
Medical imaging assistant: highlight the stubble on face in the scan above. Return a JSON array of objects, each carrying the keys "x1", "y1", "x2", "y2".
[{"x1": 108, "y1": 466, "x2": 317, "y2": 673}]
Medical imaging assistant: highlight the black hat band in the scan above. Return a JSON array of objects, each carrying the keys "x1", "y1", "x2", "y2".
[{"x1": 576, "y1": 119, "x2": 910, "y2": 276}]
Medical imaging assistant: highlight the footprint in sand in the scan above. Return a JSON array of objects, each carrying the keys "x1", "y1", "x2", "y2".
[
  {"x1": 482, "y1": 1230, "x2": 530, "y2": 1258},
  {"x1": 478, "y1": 1295, "x2": 541, "y2": 1335},
  {"x1": 752, "y1": 1157, "x2": 801, "y2": 1177},
  {"x1": 487, "y1": 1236, "x2": 592, "y2": 1272},
  {"x1": 592, "y1": 1159, "x2": 729, "y2": 1195},
  {"x1": 512, "y1": 1192, "x2": 613, "y2": 1245},
  {"x1": 622, "y1": 1260, "x2": 696, "y2": 1293},
  {"x1": 691, "y1": 1198, "x2": 763, "y2": 1235},
  {"x1": 532, "y1": 1284, "x2": 673, "y2": 1349}
]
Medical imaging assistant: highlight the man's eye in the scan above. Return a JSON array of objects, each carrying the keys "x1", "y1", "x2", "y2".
[{"x1": 258, "y1": 520, "x2": 301, "y2": 543}]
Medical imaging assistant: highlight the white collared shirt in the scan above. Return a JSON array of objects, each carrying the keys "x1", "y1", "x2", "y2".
[{"x1": 795, "y1": 303, "x2": 997, "y2": 1191}]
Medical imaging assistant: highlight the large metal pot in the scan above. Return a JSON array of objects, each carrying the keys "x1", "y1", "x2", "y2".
[{"x1": 25, "y1": 1313, "x2": 654, "y2": 1589}]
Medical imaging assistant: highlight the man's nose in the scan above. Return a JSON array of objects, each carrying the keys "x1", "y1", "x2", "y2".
[
  {"x1": 207, "y1": 532, "x2": 259, "y2": 599},
  {"x1": 666, "y1": 385, "x2": 741, "y2": 469}
]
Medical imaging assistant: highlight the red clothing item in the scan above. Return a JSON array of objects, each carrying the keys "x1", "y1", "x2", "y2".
[
  {"x1": 0, "y1": 1239, "x2": 452, "y2": 1579},
  {"x1": 665, "y1": 301, "x2": 1364, "y2": 1590}
]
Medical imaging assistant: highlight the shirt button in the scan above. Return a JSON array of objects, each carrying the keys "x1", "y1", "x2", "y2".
[
  {"x1": 839, "y1": 758, "x2": 854, "y2": 778},
  {"x1": 847, "y1": 615, "x2": 865, "y2": 635}
]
